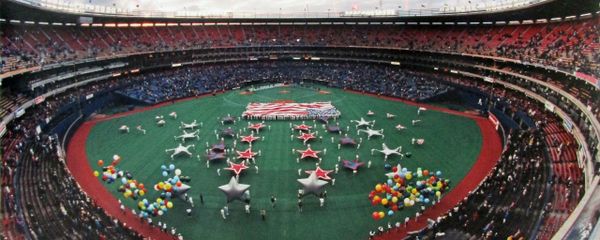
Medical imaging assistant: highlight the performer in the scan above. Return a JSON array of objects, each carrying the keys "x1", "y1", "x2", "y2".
[{"x1": 136, "y1": 125, "x2": 146, "y2": 134}]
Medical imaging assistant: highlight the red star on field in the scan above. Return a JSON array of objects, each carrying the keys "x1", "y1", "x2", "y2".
[
  {"x1": 236, "y1": 148, "x2": 257, "y2": 159},
  {"x1": 296, "y1": 147, "x2": 321, "y2": 159},
  {"x1": 297, "y1": 132, "x2": 316, "y2": 144},
  {"x1": 248, "y1": 122, "x2": 266, "y2": 132},
  {"x1": 305, "y1": 166, "x2": 333, "y2": 180},
  {"x1": 240, "y1": 134, "x2": 259, "y2": 144},
  {"x1": 294, "y1": 124, "x2": 312, "y2": 131},
  {"x1": 224, "y1": 162, "x2": 249, "y2": 176}
]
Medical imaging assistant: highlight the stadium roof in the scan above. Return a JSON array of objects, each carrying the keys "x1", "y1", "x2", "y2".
[{"x1": 0, "y1": 0, "x2": 598, "y2": 24}]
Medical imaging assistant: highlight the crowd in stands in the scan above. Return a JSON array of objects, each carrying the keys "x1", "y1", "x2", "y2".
[
  {"x1": 119, "y1": 62, "x2": 451, "y2": 104},
  {"x1": 2, "y1": 17, "x2": 598, "y2": 77}
]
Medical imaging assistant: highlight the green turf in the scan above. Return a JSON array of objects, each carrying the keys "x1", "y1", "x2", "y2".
[{"x1": 85, "y1": 86, "x2": 482, "y2": 239}]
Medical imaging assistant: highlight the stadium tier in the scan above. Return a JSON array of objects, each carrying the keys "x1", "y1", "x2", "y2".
[
  {"x1": 1, "y1": 18, "x2": 599, "y2": 78},
  {"x1": 0, "y1": 0, "x2": 599, "y2": 240}
]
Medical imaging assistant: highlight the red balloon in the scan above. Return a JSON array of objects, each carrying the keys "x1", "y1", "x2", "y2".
[
  {"x1": 423, "y1": 170, "x2": 429, "y2": 176},
  {"x1": 176, "y1": 181, "x2": 182, "y2": 187},
  {"x1": 372, "y1": 212, "x2": 380, "y2": 220},
  {"x1": 391, "y1": 205, "x2": 399, "y2": 211},
  {"x1": 392, "y1": 166, "x2": 398, "y2": 173}
]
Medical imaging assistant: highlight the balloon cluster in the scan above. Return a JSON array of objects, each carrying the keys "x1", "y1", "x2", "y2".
[
  {"x1": 160, "y1": 164, "x2": 182, "y2": 177},
  {"x1": 118, "y1": 177, "x2": 147, "y2": 199},
  {"x1": 154, "y1": 164, "x2": 184, "y2": 200},
  {"x1": 137, "y1": 197, "x2": 174, "y2": 219},
  {"x1": 93, "y1": 155, "x2": 123, "y2": 184},
  {"x1": 369, "y1": 166, "x2": 449, "y2": 220}
]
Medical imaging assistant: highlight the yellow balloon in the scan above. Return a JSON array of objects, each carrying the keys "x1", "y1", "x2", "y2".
[
  {"x1": 139, "y1": 190, "x2": 145, "y2": 196},
  {"x1": 411, "y1": 188, "x2": 417, "y2": 194},
  {"x1": 157, "y1": 198, "x2": 163, "y2": 204},
  {"x1": 93, "y1": 171, "x2": 99, "y2": 177},
  {"x1": 166, "y1": 201, "x2": 173, "y2": 208},
  {"x1": 375, "y1": 184, "x2": 382, "y2": 192},
  {"x1": 406, "y1": 173, "x2": 412, "y2": 180},
  {"x1": 381, "y1": 198, "x2": 388, "y2": 205},
  {"x1": 392, "y1": 197, "x2": 398, "y2": 203},
  {"x1": 378, "y1": 211, "x2": 385, "y2": 218}
]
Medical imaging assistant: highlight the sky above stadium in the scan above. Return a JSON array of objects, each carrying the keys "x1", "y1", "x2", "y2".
[{"x1": 67, "y1": 0, "x2": 519, "y2": 13}]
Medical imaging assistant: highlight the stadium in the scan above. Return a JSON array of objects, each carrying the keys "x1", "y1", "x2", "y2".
[{"x1": 0, "y1": 0, "x2": 599, "y2": 239}]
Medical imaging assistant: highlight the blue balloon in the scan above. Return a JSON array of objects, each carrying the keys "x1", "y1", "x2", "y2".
[
  {"x1": 169, "y1": 164, "x2": 175, "y2": 170},
  {"x1": 388, "y1": 210, "x2": 394, "y2": 216},
  {"x1": 173, "y1": 176, "x2": 180, "y2": 182},
  {"x1": 384, "y1": 163, "x2": 392, "y2": 170},
  {"x1": 161, "y1": 165, "x2": 166, "y2": 170},
  {"x1": 387, "y1": 179, "x2": 393, "y2": 185},
  {"x1": 170, "y1": 178, "x2": 177, "y2": 184},
  {"x1": 424, "y1": 198, "x2": 430, "y2": 204},
  {"x1": 436, "y1": 171, "x2": 442, "y2": 176},
  {"x1": 166, "y1": 192, "x2": 172, "y2": 198},
  {"x1": 162, "y1": 171, "x2": 168, "y2": 177},
  {"x1": 121, "y1": 177, "x2": 127, "y2": 184}
]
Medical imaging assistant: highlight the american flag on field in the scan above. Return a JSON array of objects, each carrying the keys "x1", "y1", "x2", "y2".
[{"x1": 243, "y1": 102, "x2": 339, "y2": 117}]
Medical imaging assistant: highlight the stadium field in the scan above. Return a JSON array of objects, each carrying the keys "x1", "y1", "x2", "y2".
[{"x1": 67, "y1": 86, "x2": 499, "y2": 240}]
